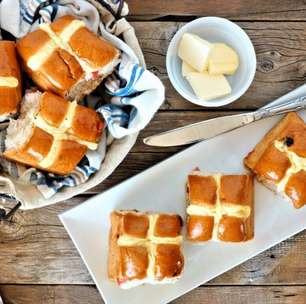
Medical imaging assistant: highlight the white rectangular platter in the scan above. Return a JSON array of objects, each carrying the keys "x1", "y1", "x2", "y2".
[{"x1": 60, "y1": 110, "x2": 306, "y2": 304}]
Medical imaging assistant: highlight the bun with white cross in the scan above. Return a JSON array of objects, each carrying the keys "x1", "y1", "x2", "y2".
[
  {"x1": 3, "y1": 90, "x2": 104, "y2": 175},
  {"x1": 16, "y1": 15, "x2": 120, "y2": 101},
  {"x1": 245, "y1": 112, "x2": 306, "y2": 209},
  {"x1": 108, "y1": 210, "x2": 184, "y2": 288},
  {"x1": 186, "y1": 171, "x2": 254, "y2": 242},
  {"x1": 0, "y1": 41, "x2": 22, "y2": 122}
]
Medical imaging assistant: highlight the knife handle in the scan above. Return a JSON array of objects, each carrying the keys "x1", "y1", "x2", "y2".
[{"x1": 254, "y1": 95, "x2": 306, "y2": 121}]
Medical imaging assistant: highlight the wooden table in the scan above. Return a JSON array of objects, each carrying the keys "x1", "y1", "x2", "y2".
[{"x1": 1, "y1": 1, "x2": 306, "y2": 303}]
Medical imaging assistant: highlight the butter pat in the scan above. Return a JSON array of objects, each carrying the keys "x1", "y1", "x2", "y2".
[
  {"x1": 208, "y1": 43, "x2": 239, "y2": 75},
  {"x1": 181, "y1": 61, "x2": 196, "y2": 77},
  {"x1": 186, "y1": 72, "x2": 231, "y2": 100},
  {"x1": 178, "y1": 33, "x2": 212, "y2": 72}
]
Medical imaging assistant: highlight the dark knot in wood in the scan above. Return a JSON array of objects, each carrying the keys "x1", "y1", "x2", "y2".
[{"x1": 259, "y1": 59, "x2": 274, "y2": 72}]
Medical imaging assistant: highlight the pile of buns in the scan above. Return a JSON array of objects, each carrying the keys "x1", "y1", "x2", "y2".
[
  {"x1": 108, "y1": 171, "x2": 254, "y2": 289},
  {"x1": 108, "y1": 111, "x2": 305, "y2": 289},
  {"x1": 0, "y1": 15, "x2": 120, "y2": 175}
]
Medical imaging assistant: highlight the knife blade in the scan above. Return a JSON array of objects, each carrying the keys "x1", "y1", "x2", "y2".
[
  {"x1": 144, "y1": 92, "x2": 306, "y2": 147},
  {"x1": 143, "y1": 113, "x2": 254, "y2": 146}
]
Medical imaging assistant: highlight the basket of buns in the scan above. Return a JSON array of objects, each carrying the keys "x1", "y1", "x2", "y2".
[{"x1": 0, "y1": 0, "x2": 164, "y2": 210}]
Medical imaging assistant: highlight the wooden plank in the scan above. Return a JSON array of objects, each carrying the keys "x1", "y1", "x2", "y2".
[
  {"x1": 1, "y1": 285, "x2": 306, "y2": 304},
  {"x1": 132, "y1": 21, "x2": 306, "y2": 110},
  {"x1": 175, "y1": 286, "x2": 306, "y2": 304},
  {"x1": 0, "y1": 198, "x2": 92, "y2": 285},
  {"x1": 0, "y1": 285, "x2": 102, "y2": 304},
  {"x1": 0, "y1": 194, "x2": 306, "y2": 285},
  {"x1": 127, "y1": 0, "x2": 306, "y2": 21}
]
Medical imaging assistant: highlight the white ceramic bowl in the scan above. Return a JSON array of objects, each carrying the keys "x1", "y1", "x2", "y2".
[{"x1": 166, "y1": 17, "x2": 257, "y2": 107}]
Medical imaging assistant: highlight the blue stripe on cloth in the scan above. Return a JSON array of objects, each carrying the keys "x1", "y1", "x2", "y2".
[
  {"x1": 50, "y1": 3, "x2": 58, "y2": 21},
  {"x1": 65, "y1": 176, "x2": 76, "y2": 186},
  {"x1": 25, "y1": 0, "x2": 51, "y2": 24},
  {"x1": 99, "y1": 104, "x2": 129, "y2": 128},
  {"x1": 89, "y1": 166, "x2": 97, "y2": 174},
  {"x1": 24, "y1": 10, "x2": 36, "y2": 21},
  {"x1": 22, "y1": 15, "x2": 33, "y2": 24},
  {"x1": 30, "y1": 0, "x2": 44, "y2": 15},
  {"x1": 24, "y1": 11, "x2": 33, "y2": 20},
  {"x1": 76, "y1": 165, "x2": 97, "y2": 177},
  {"x1": 40, "y1": 7, "x2": 52, "y2": 22},
  {"x1": 48, "y1": 167, "x2": 95, "y2": 195},
  {"x1": 136, "y1": 66, "x2": 145, "y2": 82},
  {"x1": 116, "y1": 67, "x2": 144, "y2": 105},
  {"x1": 25, "y1": 159, "x2": 99, "y2": 198},
  {"x1": 22, "y1": 11, "x2": 34, "y2": 24},
  {"x1": 41, "y1": 6, "x2": 51, "y2": 14},
  {"x1": 20, "y1": 1, "x2": 27, "y2": 13},
  {"x1": 87, "y1": 166, "x2": 97, "y2": 175},
  {"x1": 76, "y1": 165, "x2": 88, "y2": 176},
  {"x1": 10, "y1": 162, "x2": 19, "y2": 179},
  {"x1": 128, "y1": 107, "x2": 137, "y2": 124},
  {"x1": 111, "y1": 64, "x2": 139, "y2": 97},
  {"x1": 34, "y1": 0, "x2": 45, "y2": 6}
]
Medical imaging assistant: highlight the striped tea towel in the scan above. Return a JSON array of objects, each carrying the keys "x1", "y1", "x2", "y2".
[{"x1": 0, "y1": 0, "x2": 165, "y2": 202}]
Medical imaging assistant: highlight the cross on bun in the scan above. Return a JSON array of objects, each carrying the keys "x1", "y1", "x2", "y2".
[
  {"x1": 108, "y1": 210, "x2": 184, "y2": 288},
  {"x1": 16, "y1": 15, "x2": 120, "y2": 101},
  {"x1": 245, "y1": 112, "x2": 306, "y2": 208},
  {"x1": 0, "y1": 41, "x2": 22, "y2": 121},
  {"x1": 186, "y1": 171, "x2": 254, "y2": 242},
  {"x1": 3, "y1": 91, "x2": 104, "y2": 175}
]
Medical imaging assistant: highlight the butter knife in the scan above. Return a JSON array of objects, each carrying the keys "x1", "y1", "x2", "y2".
[{"x1": 144, "y1": 95, "x2": 306, "y2": 147}]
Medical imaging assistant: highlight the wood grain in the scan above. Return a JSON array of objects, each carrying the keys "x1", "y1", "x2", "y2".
[
  {"x1": 0, "y1": 195, "x2": 305, "y2": 285},
  {"x1": 1, "y1": 285, "x2": 306, "y2": 304},
  {"x1": 127, "y1": 0, "x2": 306, "y2": 21},
  {"x1": 0, "y1": 285, "x2": 102, "y2": 304},
  {"x1": 1, "y1": 10, "x2": 306, "y2": 303},
  {"x1": 174, "y1": 286, "x2": 306, "y2": 304},
  {"x1": 0, "y1": 198, "x2": 91, "y2": 285},
  {"x1": 133, "y1": 21, "x2": 306, "y2": 110}
]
